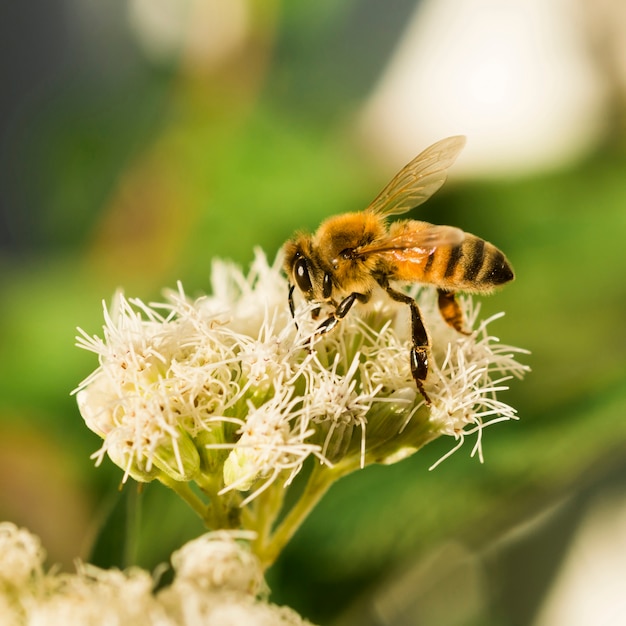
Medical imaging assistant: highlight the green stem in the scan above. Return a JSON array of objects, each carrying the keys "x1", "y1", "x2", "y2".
[
  {"x1": 123, "y1": 487, "x2": 142, "y2": 567},
  {"x1": 249, "y1": 477, "x2": 288, "y2": 557},
  {"x1": 257, "y1": 464, "x2": 338, "y2": 569},
  {"x1": 194, "y1": 474, "x2": 245, "y2": 530},
  {"x1": 158, "y1": 475, "x2": 209, "y2": 522}
]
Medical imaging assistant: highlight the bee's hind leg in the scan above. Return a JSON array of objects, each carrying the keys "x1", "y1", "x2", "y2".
[
  {"x1": 437, "y1": 289, "x2": 471, "y2": 335},
  {"x1": 382, "y1": 281, "x2": 432, "y2": 405},
  {"x1": 316, "y1": 292, "x2": 370, "y2": 336}
]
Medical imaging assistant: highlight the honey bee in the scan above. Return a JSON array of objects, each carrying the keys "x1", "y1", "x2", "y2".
[{"x1": 283, "y1": 136, "x2": 514, "y2": 404}]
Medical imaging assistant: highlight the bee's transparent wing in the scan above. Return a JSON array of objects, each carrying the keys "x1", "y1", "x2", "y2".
[
  {"x1": 355, "y1": 225, "x2": 465, "y2": 257},
  {"x1": 366, "y1": 135, "x2": 466, "y2": 218}
]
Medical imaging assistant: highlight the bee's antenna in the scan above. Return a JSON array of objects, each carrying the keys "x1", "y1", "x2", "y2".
[{"x1": 288, "y1": 283, "x2": 299, "y2": 330}]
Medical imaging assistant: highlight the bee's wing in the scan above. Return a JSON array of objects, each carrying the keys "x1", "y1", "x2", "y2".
[
  {"x1": 366, "y1": 135, "x2": 466, "y2": 218},
  {"x1": 355, "y1": 225, "x2": 465, "y2": 257}
]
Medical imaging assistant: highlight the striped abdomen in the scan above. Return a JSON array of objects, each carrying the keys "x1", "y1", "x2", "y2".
[
  {"x1": 389, "y1": 232, "x2": 514, "y2": 293},
  {"x1": 425, "y1": 234, "x2": 513, "y2": 292}
]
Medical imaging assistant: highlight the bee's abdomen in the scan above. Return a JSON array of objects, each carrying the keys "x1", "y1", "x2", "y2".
[{"x1": 425, "y1": 235, "x2": 514, "y2": 292}]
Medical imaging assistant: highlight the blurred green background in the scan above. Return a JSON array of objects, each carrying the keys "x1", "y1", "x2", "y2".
[{"x1": 1, "y1": 1, "x2": 626, "y2": 625}]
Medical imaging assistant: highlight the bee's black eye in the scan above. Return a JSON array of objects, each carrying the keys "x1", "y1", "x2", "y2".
[{"x1": 294, "y1": 257, "x2": 313, "y2": 293}]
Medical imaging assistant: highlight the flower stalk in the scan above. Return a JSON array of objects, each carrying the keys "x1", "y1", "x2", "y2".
[{"x1": 253, "y1": 463, "x2": 337, "y2": 568}]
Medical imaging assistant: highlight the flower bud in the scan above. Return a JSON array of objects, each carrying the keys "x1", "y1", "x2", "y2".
[
  {"x1": 194, "y1": 427, "x2": 228, "y2": 475},
  {"x1": 106, "y1": 429, "x2": 160, "y2": 483},
  {"x1": 223, "y1": 447, "x2": 258, "y2": 492},
  {"x1": 151, "y1": 428, "x2": 201, "y2": 482},
  {"x1": 76, "y1": 373, "x2": 117, "y2": 438}
]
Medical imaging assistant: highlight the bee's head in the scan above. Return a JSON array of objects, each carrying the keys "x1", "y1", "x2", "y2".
[{"x1": 283, "y1": 235, "x2": 333, "y2": 305}]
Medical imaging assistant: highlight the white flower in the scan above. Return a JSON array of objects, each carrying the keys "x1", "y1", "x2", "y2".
[
  {"x1": 0, "y1": 592, "x2": 23, "y2": 626},
  {"x1": 169, "y1": 531, "x2": 265, "y2": 595},
  {"x1": 158, "y1": 590, "x2": 314, "y2": 626},
  {"x1": 415, "y1": 294, "x2": 529, "y2": 467},
  {"x1": 0, "y1": 522, "x2": 45, "y2": 588},
  {"x1": 75, "y1": 285, "x2": 242, "y2": 483},
  {"x1": 159, "y1": 531, "x2": 314, "y2": 626},
  {"x1": 302, "y1": 352, "x2": 376, "y2": 466},
  {"x1": 74, "y1": 248, "x2": 528, "y2": 563},
  {"x1": 0, "y1": 523, "x2": 46, "y2": 626},
  {"x1": 221, "y1": 384, "x2": 322, "y2": 499},
  {"x1": 27, "y1": 566, "x2": 170, "y2": 626},
  {"x1": 0, "y1": 526, "x2": 316, "y2": 626}
]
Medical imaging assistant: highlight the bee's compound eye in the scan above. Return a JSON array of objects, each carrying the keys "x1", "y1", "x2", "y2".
[{"x1": 294, "y1": 257, "x2": 313, "y2": 293}]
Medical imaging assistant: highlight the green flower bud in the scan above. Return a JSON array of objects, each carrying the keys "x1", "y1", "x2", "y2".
[
  {"x1": 194, "y1": 426, "x2": 229, "y2": 475},
  {"x1": 151, "y1": 428, "x2": 201, "y2": 482}
]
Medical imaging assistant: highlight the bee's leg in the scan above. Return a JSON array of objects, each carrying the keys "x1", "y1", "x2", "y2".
[
  {"x1": 316, "y1": 292, "x2": 370, "y2": 336},
  {"x1": 383, "y1": 284, "x2": 432, "y2": 405},
  {"x1": 437, "y1": 289, "x2": 470, "y2": 335}
]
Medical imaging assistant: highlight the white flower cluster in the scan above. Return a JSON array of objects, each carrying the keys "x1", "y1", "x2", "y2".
[
  {"x1": 0, "y1": 523, "x2": 313, "y2": 626},
  {"x1": 75, "y1": 249, "x2": 528, "y2": 503}
]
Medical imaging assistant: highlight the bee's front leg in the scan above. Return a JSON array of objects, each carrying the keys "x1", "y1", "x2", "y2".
[
  {"x1": 381, "y1": 281, "x2": 432, "y2": 405},
  {"x1": 316, "y1": 292, "x2": 370, "y2": 336}
]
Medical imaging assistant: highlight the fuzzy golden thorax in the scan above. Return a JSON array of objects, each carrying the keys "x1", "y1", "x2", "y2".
[{"x1": 284, "y1": 211, "x2": 387, "y2": 303}]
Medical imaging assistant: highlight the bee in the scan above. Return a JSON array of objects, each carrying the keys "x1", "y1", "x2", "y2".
[{"x1": 283, "y1": 136, "x2": 514, "y2": 404}]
